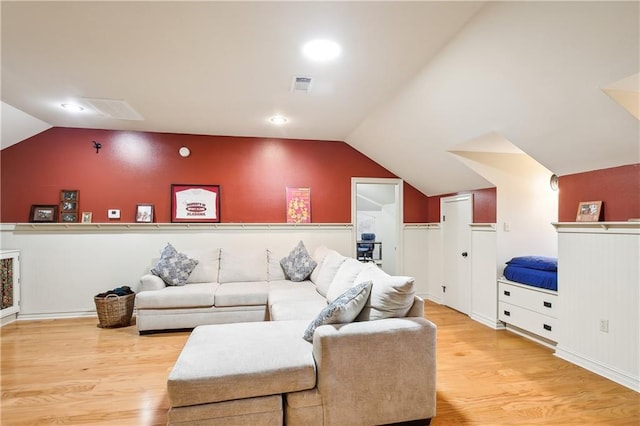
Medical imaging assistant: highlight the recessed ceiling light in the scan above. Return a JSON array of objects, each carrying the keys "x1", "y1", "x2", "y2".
[
  {"x1": 61, "y1": 103, "x2": 84, "y2": 112},
  {"x1": 269, "y1": 115, "x2": 288, "y2": 125},
  {"x1": 303, "y1": 39, "x2": 341, "y2": 61}
]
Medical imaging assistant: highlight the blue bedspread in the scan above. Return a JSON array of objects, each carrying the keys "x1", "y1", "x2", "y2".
[{"x1": 504, "y1": 264, "x2": 558, "y2": 291}]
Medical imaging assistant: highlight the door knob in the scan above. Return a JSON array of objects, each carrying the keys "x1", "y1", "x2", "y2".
[{"x1": 461, "y1": 252, "x2": 468, "y2": 257}]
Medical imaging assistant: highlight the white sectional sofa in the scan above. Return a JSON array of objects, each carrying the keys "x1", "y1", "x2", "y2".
[{"x1": 136, "y1": 241, "x2": 437, "y2": 425}]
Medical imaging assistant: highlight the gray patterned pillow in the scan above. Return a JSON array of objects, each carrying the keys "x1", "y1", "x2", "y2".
[
  {"x1": 280, "y1": 240, "x2": 318, "y2": 282},
  {"x1": 303, "y1": 280, "x2": 373, "y2": 342},
  {"x1": 151, "y1": 243, "x2": 199, "y2": 286}
]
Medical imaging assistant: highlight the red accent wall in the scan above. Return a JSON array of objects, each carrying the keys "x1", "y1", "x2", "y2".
[
  {"x1": 558, "y1": 164, "x2": 640, "y2": 222},
  {"x1": 1, "y1": 127, "x2": 430, "y2": 223},
  {"x1": 426, "y1": 187, "x2": 497, "y2": 224}
]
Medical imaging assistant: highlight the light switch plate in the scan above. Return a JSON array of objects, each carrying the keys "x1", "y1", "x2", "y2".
[{"x1": 108, "y1": 209, "x2": 120, "y2": 219}]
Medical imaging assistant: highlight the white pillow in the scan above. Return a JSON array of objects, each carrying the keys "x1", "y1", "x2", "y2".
[
  {"x1": 326, "y1": 258, "x2": 367, "y2": 303},
  {"x1": 314, "y1": 250, "x2": 347, "y2": 297},
  {"x1": 267, "y1": 248, "x2": 288, "y2": 281},
  {"x1": 303, "y1": 280, "x2": 372, "y2": 342},
  {"x1": 183, "y1": 248, "x2": 221, "y2": 283},
  {"x1": 309, "y1": 245, "x2": 330, "y2": 283},
  {"x1": 354, "y1": 264, "x2": 415, "y2": 321},
  {"x1": 219, "y1": 248, "x2": 268, "y2": 283}
]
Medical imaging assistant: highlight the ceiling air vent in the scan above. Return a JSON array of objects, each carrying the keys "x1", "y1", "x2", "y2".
[
  {"x1": 291, "y1": 76, "x2": 313, "y2": 94},
  {"x1": 82, "y1": 98, "x2": 144, "y2": 121}
]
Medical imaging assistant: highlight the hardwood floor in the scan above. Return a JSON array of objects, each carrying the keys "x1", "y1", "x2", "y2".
[{"x1": 1, "y1": 301, "x2": 638, "y2": 425}]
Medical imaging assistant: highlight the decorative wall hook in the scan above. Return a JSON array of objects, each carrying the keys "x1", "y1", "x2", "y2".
[{"x1": 93, "y1": 140, "x2": 102, "y2": 154}]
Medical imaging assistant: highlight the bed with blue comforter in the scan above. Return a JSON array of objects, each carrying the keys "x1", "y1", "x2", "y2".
[{"x1": 503, "y1": 256, "x2": 558, "y2": 291}]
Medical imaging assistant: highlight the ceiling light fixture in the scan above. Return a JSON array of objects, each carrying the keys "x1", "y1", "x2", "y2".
[
  {"x1": 269, "y1": 115, "x2": 288, "y2": 125},
  {"x1": 61, "y1": 103, "x2": 84, "y2": 112},
  {"x1": 303, "y1": 39, "x2": 341, "y2": 61}
]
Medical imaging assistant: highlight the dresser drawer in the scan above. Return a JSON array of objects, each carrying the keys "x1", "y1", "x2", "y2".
[
  {"x1": 498, "y1": 281, "x2": 557, "y2": 318},
  {"x1": 499, "y1": 301, "x2": 557, "y2": 342}
]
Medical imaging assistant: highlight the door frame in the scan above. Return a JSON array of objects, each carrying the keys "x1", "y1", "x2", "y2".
[{"x1": 351, "y1": 177, "x2": 403, "y2": 274}]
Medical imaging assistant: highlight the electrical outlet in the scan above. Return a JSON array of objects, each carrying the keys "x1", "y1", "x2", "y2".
[
  {"x1": 108, "y1": 209, "x2": 120, "y2": 219},
  {"x1": 503, "y1": 222, "x2": 511, "y2": 232},
  {"x1": 599, "y1": 319, "x2": 609, "y2": 333}
]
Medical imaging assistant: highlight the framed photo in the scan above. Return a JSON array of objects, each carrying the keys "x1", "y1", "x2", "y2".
[
  {"x1": 61, "y1": 212, "x2": 77, "y2": 222},
  {"x1": 61, "y1": 190, "x2": 78, "y2": 201},
  {"x1": 29, "y1": 205, "x2": 58, "y2": 223},
  {"x1": 286, "y1": 187, "x2": 311, "y2": 223},
  {"x1": 136, "y1": 204, "x2": 154, "y2": 223},
  {"x1": 59, "y1": 189, "x2": 79, "y2": 222},
  {"x1": 81, "y1": 212, "x2": 92, "y2": 223},
  {"x1": 171, "y1": 184, "x2": 220, "y2": 223},
  {"x1": 61, "y1": 201, "x2": 77, "y2": 212},
  {"x1": 576, "y1": 201, "x2": 602, "y2": 222}
]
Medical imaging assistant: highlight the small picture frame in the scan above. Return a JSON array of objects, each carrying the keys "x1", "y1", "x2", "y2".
[
  {"x1": 576, "y1": 201, "x2": 603, "y2": 222},
  {"x1": 29, "y1": 205, "x2": 58, "y2": 223},
  {"x1": 61, "y1": 212, "x2": 78, "y2": 222},
  {"x1": 136, "y1": 204, "x2": 154, "y2": 223},
  {"x1": 61, "y1": 201, "x2": 77, "y2": 212},
  {"x1": 61, "y1": 190, "x2": 78, "y2": 201},
  {"x1": 81, "y1": 212, "x2": 93, "y2": 223}
]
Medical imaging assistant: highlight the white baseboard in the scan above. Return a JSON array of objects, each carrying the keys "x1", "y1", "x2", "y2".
[
  {"x1": 555, "y1": 346, "x2": 640, "y2": 393},
  {"x1": 1, "y1": 313, "x2": 18, "y2": 326},
  {"x1": 425, "y1": 294, "x2": 443, "y2": 305},
  {"x1": 471, "y1": 312, "x2": 505, "y2": 330},
  {"x1": 17, "y1": 311, "x2": 97, "y2": 321}
]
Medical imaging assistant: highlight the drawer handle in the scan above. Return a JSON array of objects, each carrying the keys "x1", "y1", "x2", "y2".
[
  {"x1": 504, "y1": 290, "x2": 511, "y2": 296},
  {"x1": 543, "y1": 324, "x2": 552, "y2": 331},
  {"x1": 543, "y1": 301, "x2": 552, "y2": 308},
  {"x1": 503, "y1": 310, "x2": 511, "y2": 316}
]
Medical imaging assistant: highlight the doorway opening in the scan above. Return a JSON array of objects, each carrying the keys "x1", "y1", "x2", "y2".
[{"x1": 351, "y1": 178, "x2": 403, "y2": 275}]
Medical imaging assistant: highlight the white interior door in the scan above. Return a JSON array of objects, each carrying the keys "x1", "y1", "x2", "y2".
[{"x1": 441, "y1": 194, "x2": 473, "y2": 315}]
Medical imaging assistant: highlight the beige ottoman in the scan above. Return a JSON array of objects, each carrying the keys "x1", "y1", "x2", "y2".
[{"x1": 167, "y1": 320, "x2": 316, "y2": 425}]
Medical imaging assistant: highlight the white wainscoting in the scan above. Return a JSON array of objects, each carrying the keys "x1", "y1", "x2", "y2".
[
  {"x1": 426, "y1": 224, "x2": 443, "y2": 304},
  {"x1": 554, "y1": 222, "x2": 639, "y2": 392},
  {"x1": 470, "y1": 224, "x2": 502, "y2": 329},
  {"x1": 402, "y1": 225, "x2": 429, "y2": 298},
  {"x1": 402, "y1": 224, "x2": 442, "y2": 307},
  {"x1": 0, "y1": 223, "x2": 353, "y2": 319}
]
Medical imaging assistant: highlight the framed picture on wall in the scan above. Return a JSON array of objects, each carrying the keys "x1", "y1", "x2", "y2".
[
  {"x1": 136, "y1": 204, "x2": 154, "y2": 223},
  {"x1": 59, "y1": 189, "x2": 79, "y2": 223},
  {"x1": 81, "y1": 212, "x2": 93, "y2": 223},
  {"x1": 29, "y1": 205, "x2": 58, "y2": 223},
  {"x1": 171, "y1": 184, "x2": 220, "y2": 223},
  {"x1": 61, "y1": 212, "x2": 77, "y2": 223},
  {"x1": 286, "y1": 187, "x2": 311, "y2": 223},
  {"x1": 576, "y1": 200, "x2": 602, "y2": 222}
]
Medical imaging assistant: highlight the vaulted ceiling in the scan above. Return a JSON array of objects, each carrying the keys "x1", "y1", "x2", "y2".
[{"x1": 2, "y1": 1, "x2": 638, "y2": 196}]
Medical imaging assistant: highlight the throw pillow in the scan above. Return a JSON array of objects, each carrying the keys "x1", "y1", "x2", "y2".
[
  {"x1": 151, "y1": 243, "x2": 199, "y2": 286},
  {"x1": 354, "y1": 264, "x2": 415, "y2": 321},
  {"x1": 326, "y1": 258, "x2": 367, "y2": 303},
  {"x1": 309, "y1": 245, "x2": 330, "y2": 283},
  {"x1": 313, "y1": 250, "x2": 347, "y2": 297},
  {"x1": 280, "y1": 241, "x2": 318, "y2": 282},
  {"x1": 303, "y1": 280, "x2": 373, "y2": 342}
]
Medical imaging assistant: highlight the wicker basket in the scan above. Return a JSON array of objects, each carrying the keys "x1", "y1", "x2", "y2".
[{"x1": 94, "y1": 293, "x2": 135, "y2": 328}]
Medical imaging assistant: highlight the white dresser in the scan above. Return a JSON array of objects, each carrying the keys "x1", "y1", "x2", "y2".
[{"x1": 498, "y1": 278, "x2": 558, "y2": 347}]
